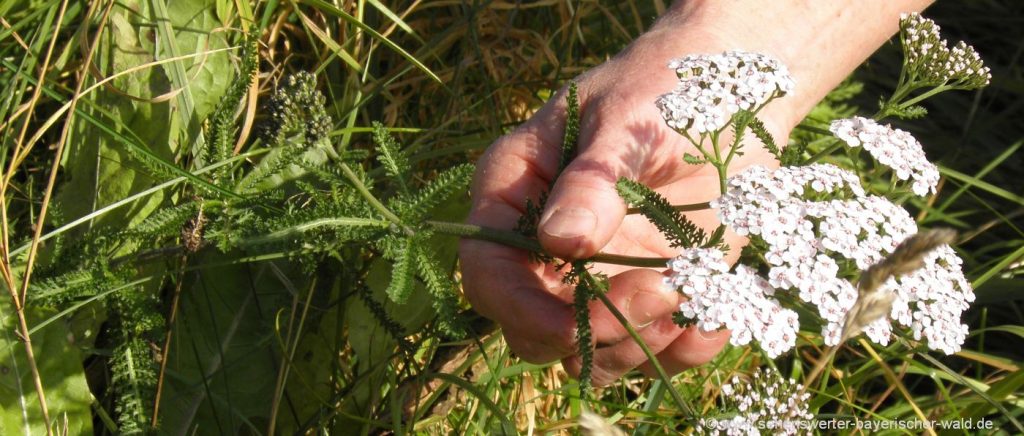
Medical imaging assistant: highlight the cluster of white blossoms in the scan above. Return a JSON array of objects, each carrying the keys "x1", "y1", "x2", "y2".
[
  {"x1": 879, "y1": 245, "x2": 974, "y2": 354},
  {"x1": 830, "y1": 117, "x2": 940, "y2": 196},
  {"x1": 656, "y1": 50, "x2": 795, "y2": 133},
  {"x1": 659, "y1": 163, "x2": 971, "y2": 353},
  {"x1": 698, "y1": 368, "x2": 813, "y2": 435},
  {"x1": 900, "y1": 12, "x2": 991, "y2": 88},
  {"x1": 667, "y1": 248, "x2": 799, "y2": 358}
]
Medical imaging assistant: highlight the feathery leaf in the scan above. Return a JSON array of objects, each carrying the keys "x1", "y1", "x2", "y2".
[
  {"x1": 616, "y1": 178, "x2": 708, "y2": 248},
  {"x1": 560, "y1": 82, "x2": 581, "y2": 172},
  {"x1": 414, "y1": 246, "x2": 469, "y2": 339},
  {"x1": 391, "y1": 164, "x2": 473, "y2": 222},
  {"x1": 373, "y1": 121, "x2": 412, "y2": 195},
  {"x1": 386, "y1": 236, "x2": 419, "y2": 303}
]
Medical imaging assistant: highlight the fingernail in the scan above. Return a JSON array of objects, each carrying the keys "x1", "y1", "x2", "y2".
[
  {"x1": 626, "y1": 290, "x2": 675, "y2": 329},
  {"x1": 540, "y1": 207, "x2": 596, "y2": 239},
  {"x1": 697, "y1": 328, "x2": 721, "y2": 341}
]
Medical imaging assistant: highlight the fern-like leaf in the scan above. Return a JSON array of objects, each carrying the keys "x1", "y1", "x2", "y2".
[
  {"x1": 781, "y1": 141, "x2": 809, "y2": 166},
  {"x1": 356, "y1": 285, "x2": 416, "y2": 354},
  {"x1": 386, "y1": 236, "x2": 418, "y2": 303},
  {"x1": 746, "y1": 115, "x2": 782, "y2": 161},
  {"x1": 559, "y1": 82, "x2": 581, "y2": 172},
  {"x1": 126, "y1": 202, "x2": 199, "y2": 240},
  {"x1": 568, "y1": 262, "x2": 605, "y2": 398},
  {"x1": 373, "y1": 121, "x2": 412, "y2": 195},
  {"x1": 202, "y1": 29, "x2": 259, "y2": 168},
  {"x1": 683, "y1": 153, "x2": 706, "y2": 165},
  {"x1": 414, "y1": 246, "x2": 468, "y2": 339},
  {"x1": 391, "y1": 164, "x2": 473, "y2": 222},
  {"x1": 616, "y1": 178, "x2": 707, "y2": 248},
  {"x1": 110, "y1": 338, "x2": 155, "y2": 435}
]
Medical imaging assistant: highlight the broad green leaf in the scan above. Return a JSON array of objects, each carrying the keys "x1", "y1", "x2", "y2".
[
  {"x1": 0, "y1": 309, "x2": 92, "y2": 435},
  {"x1": 156, "y1": 253, "x2": 293, "y2": 434}
]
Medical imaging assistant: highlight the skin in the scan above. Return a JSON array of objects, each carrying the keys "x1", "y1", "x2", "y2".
[{"x1": 459, "y1": 0, "x2": 934, "y2": 386}]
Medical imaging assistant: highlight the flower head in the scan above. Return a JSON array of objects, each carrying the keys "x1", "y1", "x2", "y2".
[
  {"x1": 667, "y1": 248, "x2": 799, "y2": 358},
  {"x1": 900, "y1": 12, "x2": 991, "y2": 88},
  {"x1": 656, "y1": 50, "x2": 794, "y2": 133},
  {"x1": 709, "y1": 164, "x2": 974, "y2": 353},
  {"x1": 698, "y1": 367, "x2": 813, "y2": 435},
  {"x1": 830, "y1": 117, "x2": 940, "y2": 196}
]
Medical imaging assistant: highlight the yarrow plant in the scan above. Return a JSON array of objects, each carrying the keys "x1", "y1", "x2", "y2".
[
  {"x1": 697, "y1": 367, "x2": 813, "y2": 435},
  {"x1": 878, "y1": 12, "x2": 991, "y2": 119},
  {"x1": 615, "y1": 12, "x2": 990, "y2": 375}
]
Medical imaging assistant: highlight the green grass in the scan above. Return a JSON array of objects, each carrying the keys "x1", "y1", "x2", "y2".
[{"x1": 0, "y1": 0, "x2": 1021, "y2": 435}]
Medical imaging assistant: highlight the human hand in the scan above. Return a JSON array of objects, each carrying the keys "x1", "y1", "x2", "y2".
[{"x1": 459, "y1": 1, "x2": 929, "y2": 386}]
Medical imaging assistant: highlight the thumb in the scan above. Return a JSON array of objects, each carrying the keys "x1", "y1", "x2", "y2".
[{"x1": 537, "y1": 144, "x2": 635, "y2": 259}]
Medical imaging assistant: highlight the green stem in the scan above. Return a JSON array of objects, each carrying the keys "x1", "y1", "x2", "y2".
[
  {"x1": 586, "y1": 270, "x2": 696, "y2": 420},
  {"x1": 804, "y1": 139, "x2": 844, "y2": 165},
  {"x1": 626, "y1": 201, "x2": 710, "y2": 215},
  {"x1": 710, "y1": 132, "x2": 728, "y2": 194},
  {"x1": 338, "y1": 162, "x2": 412, "y2": 235},
  {"x1": 425, "y1": 221, "x2": 670, "y2": 267},
  {"x1": 896, "y1": 84, "x2": 953, "y2": 110}
]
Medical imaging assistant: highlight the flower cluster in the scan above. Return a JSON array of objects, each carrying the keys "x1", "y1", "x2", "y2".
[
  {"x1": 711, "y1": 165, "x2": 900, "y2": 345},
  {"x1": 879, "y1": 245, "x2": 974, "y2": 354},
  {"x1": 698, "y1": 367, "x2": 813, "y2": 435},
  {"x1": 830, "y1": 117, "x2": 940, "y2": 196},
  {"x1": 702, "y1": 164, "x2": 974, "y2": 352},
  {"x1": 900, "y1": 12, "x2": 991, "y2": 88},
  {"x1": 656, "y1": 50, "x2": 795, "y2": 133},
  {"x1": 667, "y1": 248, "x2": 799, "y2": 358},
  {"x1": 262, "y1": 71, "x2": 333, "y2": 147}
]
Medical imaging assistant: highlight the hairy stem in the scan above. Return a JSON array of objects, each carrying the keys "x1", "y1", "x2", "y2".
[
  {"x1": 424, "y1": 221, "x2": 669, "y2": 267},
  {"x1": 627, "y1": 201, "x2": 711, "y2": 215},
  {"x1": 338, "y1": 162, "x2": 413, "y2": 235},
  {"x1": 586, "y1": 270, "x2": 695, "y2": 420}
]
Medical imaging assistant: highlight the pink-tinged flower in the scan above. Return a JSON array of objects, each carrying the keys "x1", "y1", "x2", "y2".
[
  {"x1": 711, "y1": 164, "x2": 974, "y2": 353},
  {"x1": 657, "y1": 50, "x2": 794, "y2": 133},
  {"x1": 830, "y1": 117, "x2": 940, "y2": 196},
  {"x1": 698, "y1": 367, "x2": 813, "y2": 435},
  {"x1": 666, "y1": 248, "x2": 799, "y2": 358}
]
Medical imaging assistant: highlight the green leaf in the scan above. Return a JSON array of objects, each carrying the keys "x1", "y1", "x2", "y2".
[
  {"x1": 615, "y1": 178, "x2": 708, "y2": 248},
  {"x1": 746, "y1": 115, "x2": 781, "y2": 161},
  {"x1": 341, "y1": 199, "x2": 467, "y2": 432},
  {"x1": 0, "y1": 309, "x2": 93, "y2": 435},
  {"x1": 682, "y1": 153, "x2": 705, "y2": 165},
  {"x1": 391, "y1": 164, "x2": 473, "y2": 223},
  {"x1": 570, "y1": 262, "x2": 595, "y2": 397},
  {"x1": 373, "y1": 122, "x2": 411, "y2": 195},
  {"x1": 202, "y1": 30, "x2": 258, "y2": 168},
  {"x1": 414, "y1": 246, "x2": 468, "y2": 338},
  {"x1": 157, "y1": 253, "x2": 293, "y2": 434},
  {"x1": 386, "y1": 236, "x2": 418, "y2": 303}
]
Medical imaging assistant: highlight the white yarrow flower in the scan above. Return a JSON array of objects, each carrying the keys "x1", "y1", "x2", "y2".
[
  {"x1": 710, "y1": 164, "x2": 974, "y2": 352},
  {"x1": 830, "y1": 117, "x2": 940, "y2": 196},
  {"x1": 657, "y1": 50, "x2": 794, "y2": 134},
  {"x1": 666, "y1": 248, "x2": 799, "y2": 358},
  {"x1": 698, "y1": 368, "x2": 813, "y2": 435}
]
